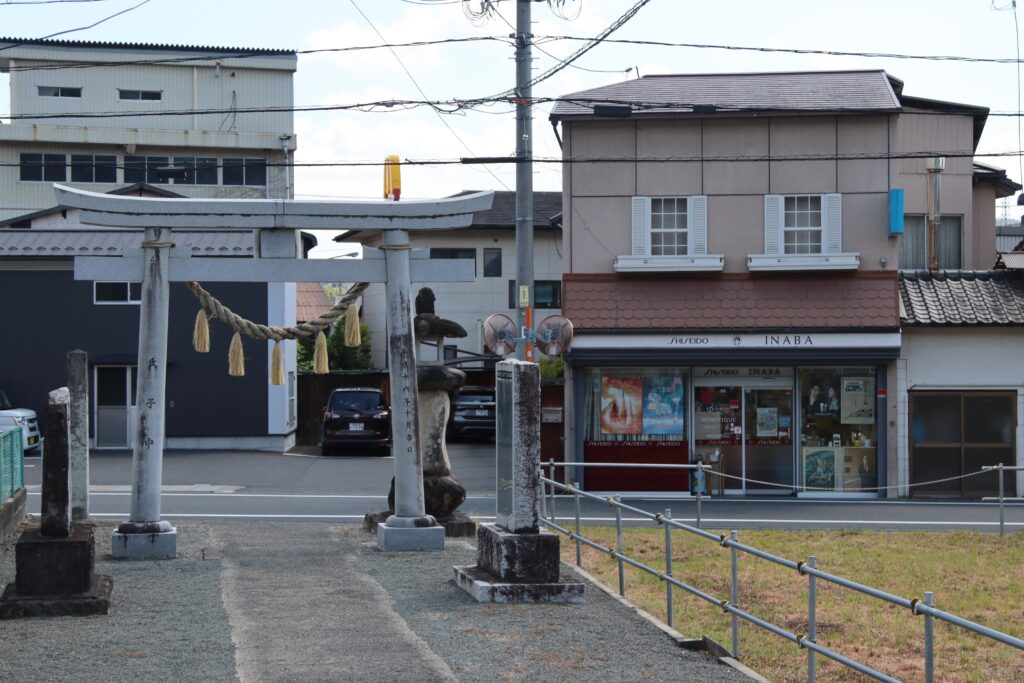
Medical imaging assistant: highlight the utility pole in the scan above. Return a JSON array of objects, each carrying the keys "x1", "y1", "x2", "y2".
[{"x1": 514, "y1": 0, "x2": 534, "y2": 361}]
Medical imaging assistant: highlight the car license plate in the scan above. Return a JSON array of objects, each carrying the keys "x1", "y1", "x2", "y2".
[
  {"x1": 28, "y1": 436, "x2": 37, "y2": 445},
  {"x1": 349, "y1": 423, "x2": 364, "y2": 431},
  {"x1": 475, "y1": 409, "x2": 488, "y2": 417}
]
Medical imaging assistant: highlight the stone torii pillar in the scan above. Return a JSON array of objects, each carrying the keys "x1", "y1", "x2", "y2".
[{"x1": 55, "y1": 185, "x2": 492, "y2": 557}]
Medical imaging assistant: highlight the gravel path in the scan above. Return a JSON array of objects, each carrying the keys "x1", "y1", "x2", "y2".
[{"x1": 0, "y1": 522, "x2": 754, "y2": 682}]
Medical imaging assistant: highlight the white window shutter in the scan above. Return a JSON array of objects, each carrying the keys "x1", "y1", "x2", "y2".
[
  {"x1": 690, "y1": 195, "x2": 708, "y2": 256},
  {"x1": 823, "y1": 193, "x2": 842, "y2": 253},
  {"x1": 764, "y1": 195, "x2": 783, "y2": 255},
  {"x1": 631, "y1": 196, "x2": 650, "y2": 256}
]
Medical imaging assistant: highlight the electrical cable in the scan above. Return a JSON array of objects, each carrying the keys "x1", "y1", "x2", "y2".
[
  {"x1": 0, "y1": 0, "x2": 114, "y2": 5},
  {"x1": 0, "y1": 0, "x2": 154, "y2": 52},
  {"x1": 347, "y1": 0, "x2": 511, "y2": 191}
]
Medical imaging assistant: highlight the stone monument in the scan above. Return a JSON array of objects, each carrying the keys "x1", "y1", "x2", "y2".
[
  {"x1": 454, "y1": 359, "x2": 584, "y2": 603},
  {"x1": 0, "y1": 388, "x2": 112, "y2": 618}
]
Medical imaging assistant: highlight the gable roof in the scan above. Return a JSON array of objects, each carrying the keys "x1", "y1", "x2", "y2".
[
  {"x1": 550, "y1": 70, "x2": 903, "y2": 120},
  {"x1": 0, "y1": 37, "x2": 293, "y2": 56},
  {"x1": 899, "y1": 270, "x2": 1024, "y2": 326},
  {"x1": 297, "y1": 282, "x2": 333, "y2": 323}
]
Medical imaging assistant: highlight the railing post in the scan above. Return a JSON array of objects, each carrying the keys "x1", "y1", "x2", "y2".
[
  {"x1": 573, "y1": 481, "x2": 582, "y2": 567},
  {"x1": 807, "y1": 555, "x2": 817, "y2": 683},
  {"x1": 548, "y1": 459, "x2": 556, "y2": 525},
  {"x1": 615, "y1": 495, "x2": 624, "y2": 596},
  {"x1": 998, "y1": 463, "x2": 1005, "y2": 537},
  {"x1": 695, "y1": 465, "x2": 703, "y2": 529},
  {"x1": 540, "y1": 466, "x2": 548, "y2": 523},
  {"x1": 730, "y1": 529, "x2": 739, "y2": 657},
  {"x1": 664, "y1": 508, "x2": 674, "y2": 628},
  {"x1": 924, "y1": 591, "x2": 934, "y2": 683}
]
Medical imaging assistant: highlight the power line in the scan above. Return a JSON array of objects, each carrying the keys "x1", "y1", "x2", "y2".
[
  {"x1": 0, "y1": 0, "x2": 154, "y2": 52},
  {"x1": 347, "y1": 0, "x2": 510, "y2": 191},
  {"x1": 1, "y1": 0, "x2": 114, "y2": 5}
]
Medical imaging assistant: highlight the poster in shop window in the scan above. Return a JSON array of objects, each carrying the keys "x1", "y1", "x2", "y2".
[
  {"x1": 600, "y1": 375, "x2": 643, "y2": 435},
  {"x1": 756, "y1": 407, "x2": 778, "y2": 438},
  {"x1": 804, "y1": 448, "x2": 837, "y2": 490},
  {"x1": 642, "y1": 375, "x2": 685, "y2": 435},
  {"x1": 840, "y1": 377, "x2": 874, "y2": 424}
]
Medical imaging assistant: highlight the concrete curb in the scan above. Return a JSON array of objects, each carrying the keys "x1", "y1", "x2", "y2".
[{"x1": 568, "y1": 562, "x2": 769, "y2": 682}]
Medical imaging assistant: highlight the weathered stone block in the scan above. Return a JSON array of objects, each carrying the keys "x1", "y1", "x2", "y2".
[
  {"x1": 377, "y1": 522, "x2": 445, "y2": 551},
  {"x1": 495, "y1": 360, "x2": 542, "y2": 533},
  {"x1": 0, "y1": 575, "x2": 112, "y2": 618},
  {"x1": 453, "y1": 565, "x2": 585, "y2": 604},
  {"x1": 477, "y1": 523, "x2": 560, "y2": 583},
  {"x1": 15, "y1": 525, "x2": 94, "y2": 595},
  {"x1": 111, "y1": 527, "x2": 177, "y2": 560}
]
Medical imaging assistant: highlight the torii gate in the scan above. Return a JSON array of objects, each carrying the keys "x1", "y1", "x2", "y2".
[{"x1": 54, "y1": 184, "x2": 493, "y2": 557}]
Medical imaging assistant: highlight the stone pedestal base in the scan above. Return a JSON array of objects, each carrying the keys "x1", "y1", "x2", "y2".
[
  {"x1": 0, "y1": 575, "x2": 112, "y2": 618},
  {"x1": 365, "y1": 510, "x2": 477, "y2": 538},
  {"x1": 377, "y1": 521, "x2": 445, "y2": 551},
  {"x1": 454, "y1": 524, "x2": 585, "y2": 604},
  {"x1": 453, "y1": 565, "x2": 584, "y2": 604},
  {"x1": 112, "y1": 527, "x2": 177, "y2": 560},
  {"x1": 0, "y1": 525, "x2": 112, "y2": 618}
]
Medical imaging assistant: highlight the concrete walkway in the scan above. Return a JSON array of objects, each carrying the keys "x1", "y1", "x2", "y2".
[{"x1": 0, "y1": 522, "x2": 753, "y2": 682}]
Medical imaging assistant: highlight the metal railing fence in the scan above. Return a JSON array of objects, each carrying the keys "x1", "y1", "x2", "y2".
[
  {"x1": 0, "y1": 428, "x2": 25, "y2": 501},
  {"x1": 982, "y1": 464, "x2": 1024, "y2": 536},
  {"x1": 540, "y1": 472, "x2": 1024, "y2": 683}
]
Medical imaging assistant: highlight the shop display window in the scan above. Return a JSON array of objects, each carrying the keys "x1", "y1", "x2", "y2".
[
  {"x1": 583, "y1": 368, "x2": 688, "y2": 490},
  {"x1": 799, "y1": 367, "x2": 878, "y2": 493}
]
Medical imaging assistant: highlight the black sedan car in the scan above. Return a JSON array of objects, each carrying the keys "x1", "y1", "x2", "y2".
[
  {"x1": 447, "y1": 386, "x2": 496, "y2": 441},
  {"x1": 321, "y1": 387, "x2": 391, "y2": 455}
]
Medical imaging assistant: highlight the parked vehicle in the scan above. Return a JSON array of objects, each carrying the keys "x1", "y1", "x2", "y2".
[
  {"x1": 447, "y1": 386, "x2": 496, "y2": 441},
  {"x1": 320, "y1": 387, "x2": 391, "y2": 456},
  {"x1": 0, "y1": 389, "x2": 41, "y2": 454}
]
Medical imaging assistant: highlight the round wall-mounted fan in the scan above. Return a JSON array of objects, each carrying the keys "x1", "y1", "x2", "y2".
[
  {"x1": 482, "y1": 313, "x2": 518, "y2": 356},
  {"x1": 535, "y1": 315, "x2": 574, "y2": 356}
]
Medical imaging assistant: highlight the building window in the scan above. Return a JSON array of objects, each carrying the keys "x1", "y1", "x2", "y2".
[
  {"x1": 124, "y1": 155, "x2": 170, "y2": 184},
  {"x1": 650, "y1": 197, "x2": 689, "y2": 256},
  {"x1": 173, "y1": 157, "x2": 219, "y2": 185},
  {"x1": 751, "y1": 193, "x2": 854, "y2": 270},
  {"x1": 483, "y1": 248, "x2": 502, "y2": 277},
  {"x1": 94, "y1": 282, "x2": 142, "y2": 305},
  {"x1": 783, "y1": 195, "x2": 823, "y2": 254},
  {"x1": 70, "y1": 155, "x2": 117, "y2": 183},
  {"x1": 19, "y1": 153, "x2": 66, "y2": 182},
  {"x1": 118, "y1": 89, "x2": 161, "y2": 101},
  {"x1": 430, "y1": 247, "x2": 476, "y2": 276},
  {"x1": 507, "y1": 280, "x2": 561, "y2": 309},
  {"x1": 223, "y1": 158, "x2": 267, "y2": 187},
  {"x1": 37, "y1": 86, "x2": 81, "y2": 98},
  {"x1": 899, "y1": 215, "x2": 963, "y2": 270},
  {"x1": 910, "y1": 392, "x2": 1014, "y2": 497},
  {"x1": 288, "y1": 371, "x2": 297, "y2": 427}
]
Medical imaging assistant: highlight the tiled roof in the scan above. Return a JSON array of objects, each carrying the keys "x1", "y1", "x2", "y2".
[
  {"x1": 997, "y1": 252, "x2": 1024, "y2": 270},
  {"x1": 899, "y1": 270, "x2": 1024, "y2": 326},
  {"x1": 297, "y1": 282, "x2": 333, "y2": 323},
  {"x1": 0, "y1": 230, "x2": 253, "y2": 256},
  {"x1": 452, "y1": 190, "x2": 562, "y2": 228},
  {"x1": 551, "y1": 70, "x2": 902, "y2": 119},
  {"x1": 564, "y1": 274, "x2": 899, "y2": 331}
]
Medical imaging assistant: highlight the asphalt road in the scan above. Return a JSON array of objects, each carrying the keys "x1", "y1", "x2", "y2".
[{"x1": 23, "y1": 443, "x2": 1024, "y2": 532}]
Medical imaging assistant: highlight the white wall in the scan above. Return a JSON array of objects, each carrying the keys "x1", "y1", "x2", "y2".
[
  {"x1": 900, "y1": 327, "x2": 1024, "y2": 494},
  {"x1": 359, "y1": 229, "x2": 564, "y2": 368}
]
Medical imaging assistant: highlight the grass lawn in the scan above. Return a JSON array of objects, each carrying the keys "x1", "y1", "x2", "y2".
[{"x1": 560, "y1": 527, "x2": 1024, "y2": 682}]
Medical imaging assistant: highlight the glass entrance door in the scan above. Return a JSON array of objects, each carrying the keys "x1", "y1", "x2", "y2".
[
  {"x1": 693, "y1": 386, "x2": 743, "y2": 492},
  {"x1": 95, "y1": 366, "x2": 137, "y2": 448},
  {"x1": 744, "y1": 388, "x2": 794, "y2": 492}
]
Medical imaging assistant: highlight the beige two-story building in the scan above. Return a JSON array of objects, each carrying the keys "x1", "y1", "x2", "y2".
[{"x1": 550, "y1": 70, "x2": 1020, "y2": 498}]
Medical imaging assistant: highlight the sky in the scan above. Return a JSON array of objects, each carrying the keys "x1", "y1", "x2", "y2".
[{"x1": 3, "y1": 0, "x2": 1024, "y2": 257}]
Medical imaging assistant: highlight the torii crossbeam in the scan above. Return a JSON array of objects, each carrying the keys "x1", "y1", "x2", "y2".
[{"x1": 55, "y1": 185, "x2": 493, "y2": 556}]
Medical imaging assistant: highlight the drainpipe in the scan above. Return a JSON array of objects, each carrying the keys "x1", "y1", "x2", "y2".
[{"x1": 926, "y1": 157, "x2": 944, "y2": 270}]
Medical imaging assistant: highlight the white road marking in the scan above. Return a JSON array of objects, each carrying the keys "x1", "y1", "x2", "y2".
[{"x1": 27, "y1": 490, "x2": 494, "y2": 500}]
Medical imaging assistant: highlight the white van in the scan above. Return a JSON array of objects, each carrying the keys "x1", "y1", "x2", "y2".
[{"x1": 0, "y1": 389, "x2": 41, "y2": 454}]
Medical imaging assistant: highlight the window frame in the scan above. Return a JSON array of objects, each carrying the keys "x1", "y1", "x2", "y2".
[
  {"x1": 616, "y1": 195, "x2": 721, "y2": 272},
  {"x1": 70, "y1": 154, "x2": 117, "y2": 183},
  {"x1": 37, "y1": 86, "x2": 81, "y2": 98},
  {"x1": 118, "y1": 89, "x2": 162, "y2": 102},
  {"x1": 19, "y1": 153, "x2": 67, "y2": 182},
  {"x1": 93, "y1": 281, "x2": 142, "y2": 305},
  {"x1": 172, "y1": 156, "x2": 219, "y2": 185},
  {"x1": 482, "y1": 247, "x2": 502, "y2": 277},
  {"x1": 749, "y1": 193, "x2": 859, "y2": 271},
  {"x1": 507, "y1": 279, "x2": 562, "y2": 309},
  {"x1": 223, "y1": 157, "x2": 268, "y2": 187},
  {"x1": 782, "y1": 194, "x2": 824, "y2": 255},
  {"x1": 429, "y1": 247, "x2": 477, "y2": 277},
  {"x1": 124, "y1": 155, "x2": 170, "y2": 185}
]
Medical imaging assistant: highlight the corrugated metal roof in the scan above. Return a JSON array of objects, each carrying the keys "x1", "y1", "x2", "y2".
[
  {"x1": 899, "y1": 270, "x2": 1024, "y2": 325},
  {"x1": 0, "y1": 230, "x2": 253, "y2": 256},
  {"x1": 0, "y1": 37, "x2": 294, "y2": 55},
  {"x1": 550, "y1": 70, "x2": 902, "y2": 119}
]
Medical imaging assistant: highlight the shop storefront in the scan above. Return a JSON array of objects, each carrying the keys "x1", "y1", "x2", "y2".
[{"x1": 569, "y1": 332, "x2": 899, "y2": 497}]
